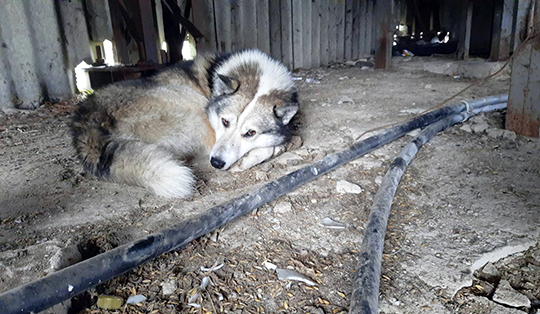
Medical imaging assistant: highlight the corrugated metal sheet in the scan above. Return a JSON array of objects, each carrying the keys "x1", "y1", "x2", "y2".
[{"x1": 0, "y1": 0, "x2": 92, "y2": 109}]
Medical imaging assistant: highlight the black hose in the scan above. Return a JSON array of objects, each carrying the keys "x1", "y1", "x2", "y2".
[
  {"x1": 349, "y1": 102, "x2": 508, "y2": 314},
  {"x1": 0, "y1": 95, "x2": 507, "y2": 314}
]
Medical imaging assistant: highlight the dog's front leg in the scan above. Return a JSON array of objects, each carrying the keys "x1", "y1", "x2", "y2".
[{"x1": 229, "y1": 145, "x2": 285, "y2": 172}]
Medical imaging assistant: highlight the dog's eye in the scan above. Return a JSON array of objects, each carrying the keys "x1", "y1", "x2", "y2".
[
  {"x1": 244, "y1": 130, "x2": 256, "y2": 138},
  {"x1": 221, "y1": 118, "x2": 229, "y2": 127}
]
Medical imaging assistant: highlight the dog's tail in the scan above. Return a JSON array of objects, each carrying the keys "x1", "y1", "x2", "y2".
[{"x1": 71, "y1": 110, "x2": 195, "y2": 198}]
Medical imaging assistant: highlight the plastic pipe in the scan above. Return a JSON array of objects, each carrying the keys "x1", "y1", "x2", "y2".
[
  {"x1": 0, "y1": 95, "x2": 507, "y2": 314},
  {"x1": 349, "y1": 102, "x2": 508, "y2": 314}
]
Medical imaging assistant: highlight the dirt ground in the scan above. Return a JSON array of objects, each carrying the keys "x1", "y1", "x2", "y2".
[{"x1": 0, "y1": 57, "x2": 538, "y2": 314}]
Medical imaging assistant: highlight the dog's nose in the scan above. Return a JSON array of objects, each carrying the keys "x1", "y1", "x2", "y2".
[{"x1": 210, "y1": 157, "x2": 226, "y2": 169}]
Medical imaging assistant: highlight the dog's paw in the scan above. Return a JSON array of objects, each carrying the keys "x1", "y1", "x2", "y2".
[{"x1": 229, "y1": 146, "x2": 275, "y2": 172}]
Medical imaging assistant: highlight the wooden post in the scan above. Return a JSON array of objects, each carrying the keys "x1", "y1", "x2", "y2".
[
  {"x1": 214, "y1": 0, "x2": 232, "y2": 52},
  {"x1": 302, "y1": 0, "x2": 312, "y2": 68},
  {"x1": 292, "y1": 0, "x2": 303, "y2": 68},
  {"x1": 231, "y1": 0, "x2": 244, "y2": 51},
  {"x1": 320, "y1": 0, "x2": 329, "y2": 66},
  {"x1": 243, "y1": 0, "x2": 257, "y2": 48},
  {"x1": 328, "y1": 0, "x2": 337, "y2": 62},
  {"x1": 269, "y1": 0, "x2": 282, "y2": 60},
  {"x1": 108, "y1": 0, "x2": 129, "y2": 64},
  {"x1": 137, "y1": 0, "x2": 160, "y2": 63},
  {"x1": 192, "y1": 0, "x2": 217, "y2": 53},
  {"x1": 365, "y1": 0, "x2": 373, "y2": 55},
  {"x1": 490, "y1": 0, "x2": 516, "y2": 61},
  {"x1": 458, "y1": 1, "x2": 473, "y2": 60},
  {"x1": 352, "y1": 0, "x2": 361, "y2": 59},
  {"x1": 506, "y1": 6, "x2": 540, "y2": 137},
  {"x1": 311, "y1": 0, "x2": 321, "y2": 68},
  {"x1": 344, "y1": 0, "x2": 353, "y2": 60},
  {"x1": 374, "y1": 0, "x2": 393, "y2": 69},
  {"x1": 513, "y1": 0, "x2": 533, "y2": 54},
  {"x1": 257, "y1": 0, "x2": 271, "y2": 54},
  {"x1": 336, "y1": 0, "x2": 345, "y2": 60},
  {"x1": 359, "y1": 0, "x2": 367, "y2": 56},
  {"x1": 281, "y1": 0, "x2": 293, "y2": 70}
]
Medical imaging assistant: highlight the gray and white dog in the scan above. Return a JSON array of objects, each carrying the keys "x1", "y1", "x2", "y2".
[{"x1": 71, "y1": 50, "x2": 298, "y2": 198}]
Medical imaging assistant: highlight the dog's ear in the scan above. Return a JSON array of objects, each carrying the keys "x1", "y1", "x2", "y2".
[
  {"x1": 214, "y1": 74, "x2": 240, "y2": 96},
  {"x1": 274, "y1": 103, "x2": 298, "y2": 125}
]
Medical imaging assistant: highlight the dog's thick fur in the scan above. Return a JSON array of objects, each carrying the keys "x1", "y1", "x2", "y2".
[{"x1": 71, "y1": 50, "x2": 298, "y2": 198}]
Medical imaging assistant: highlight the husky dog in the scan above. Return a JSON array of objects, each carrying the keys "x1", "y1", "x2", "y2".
[{"x1": 71, "y1": 50, "x2": 298, "y2": 198}]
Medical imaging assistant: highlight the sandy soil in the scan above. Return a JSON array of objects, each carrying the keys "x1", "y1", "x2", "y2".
[{"x1": 0, "y1": 58, "x2": 538, "y2": 314}]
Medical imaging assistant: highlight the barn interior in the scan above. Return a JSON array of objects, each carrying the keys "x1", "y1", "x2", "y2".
[{"x1": 0, "y1": 1, "x2": 539, "y2": 314}]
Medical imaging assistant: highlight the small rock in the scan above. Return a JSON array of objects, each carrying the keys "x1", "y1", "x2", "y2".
[
  {"x1": 407, "y1": 129, "x2": 421, "y2": 137},
  {"x1": 487, "y1": 129, "x2": 505, "y2": 139},
  {"x1": 375, "y1": 176, "x2": 383, "y2": 185},
  {"x1": 338, "y1": 76, "x2": 349, "y2": 80},
  {"x1": 337, "y1": 96, "x2": 355, "y2": 105},
  {"x1": 502, "y1": 130, "x2": 517, "y2": 141},
  {"x1": 475, "y1": 262, "x2": 501, "y2": 283},
  {"x1": 461, "y1": 125, "x2": 473, "y2": 133},
  {"x1": 471, "y1": 123, "x2": 489, "y2": 133},
  {"x1": 286, "y1": 135, "x2": 303, "y2": 150},
  {"x1": 273, "y1": 201, "x2": 292, "y2": 214},
  {"x1": 471, "y1": 280, "x2": 495, "y2": 297},
  {"x1": 493, "y1": 280, "x2": 531, "y2": 308},
  {"x1": 360, "y1": 66, "x2": 370, "y2": 70},
  {"x1": 275, "y1": 152, "x2": 304, "y2": 166},
  {"x1": 345, "y1": 60, "x2": 358, "y2": 66},
  {"x1": 304, "y1": 306, "x2": 324, "y2": 314},
  {"x1": 255, "y1": 171, "x2": 267, "y2": 181},
  {"x1": 258, "y1": 162, "x2": 273, "y2": 172},
  {"x1": 2, "y1": 107, "x2": 19, "y2": 115},
  {"x1": 48, "y1": 244, "x2": 82, "y2": 273},
  {"x1": 424, "y1": 84, "x2": 432, "y2": 89},
  {"x1": 126, "y1": 295, "x2": 147, "y2": 305},
  {"x1": 161, "y1": 279, "x2": 177, "y2": 295},
  {"x1": 336, "y1": 180, "x2": 363, "y2": 194}
]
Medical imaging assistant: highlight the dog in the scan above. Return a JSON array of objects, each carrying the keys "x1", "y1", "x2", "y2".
[{"x1": 71, "y1": 50, "x2": 298, "y2": 198}]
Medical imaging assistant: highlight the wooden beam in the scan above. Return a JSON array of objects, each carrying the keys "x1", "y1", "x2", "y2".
[
  {"x1": 359, "y1": 0, "x2": 367, "y2": 56},
  {"x1": 243, "y1": 0, "x2": 257, "y2": 48},
  {"x1": 302, "y1": 0, "x2": 312, "y2": 68},
  {"x1": 231, "y1": 0, "x2": 244, "y2": 51},
  {"x1": 458, "y1": 1, "x2": 473, "y2": 60},
  {"x1": 328, "y1": 0, "x2": 337, "y2": 62},
  {"x1": 506, "y1": 5, "x2": 540, "y2": 137},
  {"x1": 257, "y1": 0, "x2": 271, "y2": 54},
  {"x1": 352, "y1": 0, "x2": 361, "y2": 59},
  {"x1": 336, "y1": 0, "x2": 345, "y2": 61},
  {"x1": 311, "y1": 0, "x2": 321, "y2": 68},
  {"x1": 374, "y1": 0, "x2": 393, "y2": 69},
  {"x1": 365, "y1": 0, "x2": 373, "y2": 55},
  {"x1": 214, "y1": 0, "x2": 231, "y2": 52},
  {"x1": 344, "y1": 0, "x2": 353, "y2": 60},
  {"x1": 281, "y1": 0, "x2": 293, "y2": 70},
  {"x1": 192, "y1": 0, "x2": 217, "y2": 53},
  {"x1": 292, "y1": 0, "x2": 303, "y2": 68},
  {"x1": 491, "y1": 0, "x2": 516, "y2": 61},
  {"x1": 513, "y1": 0, "x2": 533, "y2": 53},
  {"x1": 319, "y1": 0, "x2": 329, "y2": 66},
  {"x1": 269, "y1": 0, "x2": 282, "y2": 60},
  {"x1": 108, "y1": 0, "x2": 129, "y2": 64}
]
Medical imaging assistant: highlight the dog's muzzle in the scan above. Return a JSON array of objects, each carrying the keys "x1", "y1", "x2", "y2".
[{"x1": 210, "y1": 157, "x2": 226, "y2": 169}]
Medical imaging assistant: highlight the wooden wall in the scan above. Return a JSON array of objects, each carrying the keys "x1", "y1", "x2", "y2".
[{"x1": 193, "y1": 0, "x2": 379, "y2": 70}]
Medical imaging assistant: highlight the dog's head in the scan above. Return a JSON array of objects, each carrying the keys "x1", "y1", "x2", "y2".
[{"x1": 206, "y1": 53, "x2": 297, "y2": 170}]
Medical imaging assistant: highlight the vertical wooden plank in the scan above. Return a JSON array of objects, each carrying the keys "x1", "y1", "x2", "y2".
[
  {"x1": 351, "y1": 0, "x2": 361, "y2": 59},
  {"x1": 344, "y1": 0, "x2": 353, "y2": 60},
  {"x1": 108, "y1": 0, "x2": 129, "y2": 63},
  {"x1": 231, "y1": 0, "x2": 244, "y2": 51},
  {"x1": 463, "y1": 2, "x2": 473, "y2": 60},
  {"x1": 215, "y1": 0, "x2": 232, "y2": 52},
  {"x1": 359, "y1": 0, "x2": 367, "y2": 56},
  {"x1": 292, "y1": 0, "x2": 303, "y2": 69},
  {"x1": 335, "y1": 0, "x2": 345, "y2": 60},
  {"x1": 302, "y1": 0, "x2": 312, "y2": 68},
  {"x1": 192, "y1": 0, "x2": 217, "y2": 53},
  {"x1": 137, "y1": 0, "x2": 160, "y2": 63},
  {"x1": 269, "y1": 0, "x2": 282, "y2": 60},
  {"x1": 490, "y1": 0, "x2": 515, "y2": 61},
  {"x1": 281, "y1": 0, "x2": 293, "y2": 70},
  {"x1": 319, "y1": 0, "x2": 329, "y2": 66},
  {"x1": 243, "y1": 0, "x2": 257, "y2": 48},
  {"x1": 513, "y1": 0, "x2": 533, "y2": 53},
  {"x1": 257, "y1": 0, "x2": 271, "y2": 54},
  {"x1": 328, "y1": 0, "x2": 337, "y2": 62},
  {"x1": 311, "y1": 0, "x2": 321, "y2": 67},
  {"x1": 374, "y1": 0, "x2": 392, "y2": 69},
  {"x1": 365, "y1": 0, "x2": 373, "y2": 55},
  {"x1": 371, "y1": 0, "x2": 379, "y2": 56}
]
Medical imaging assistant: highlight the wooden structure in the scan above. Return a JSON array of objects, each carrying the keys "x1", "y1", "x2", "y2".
[
  {"x1": 506, "y1": 2, "x2": 540, "y2": 138},
  {"x1": 193, "y1": 0, "x2": 384, "y2": 70}
]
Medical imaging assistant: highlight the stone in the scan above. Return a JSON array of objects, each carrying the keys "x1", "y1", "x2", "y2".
[
  {"x1": 336, "y1": 180, "x2": 362, "y2": 194},
  {"x1": 475, "y1": 262, "x2": 501, "y2": 283},
  {"x1": 487, "y1": 129, "x2": 505, "y2": 139},
  {"x1": 255, "y1": 171, "x2": 267, "y2": 181},
  {"x1": 375, "y1": 176, "x2": 383, "y2": 185},
  {"x1": 286, "y1": 135, "x2": 304, "y2": 150},
  {"x1": 337, "y1": 96, "x2": 354, "y2": 104},
  {"x1": 471, "y1": 280, "x2": 495, "y2": 297},
  {"x1": 48, "y1": 243, "x2": 82, "y2": 273},
  {"x1": 424, "y1": 84, "x2": 432, "y2": 89},
  {"x1": 304, "y1": 306, "x2": 324, "y2": 314},
  {"x1": 461, "y1": 125, "x2": 473, "y2": 133},
  {"x1": 275, "y1": 152, "x2": 304, "y2": 166},
  {"x1": 471, "y1": 123, "x2": 489, "y2": 133},
  {"x1": 2, "y1": 107, "x2": 19, "y2": 115},
  {"x1": 502, "y1": 130, "x2": 517, "y2": 141},
  {"x1": 161, "y1": 279, "x2": 177, "y2": 295},
  {"x1": 493, "y1": 280, "x2": 531, "y2": 308},
  {"x1": 258, "y1": 162, "x2": 272, "y2": 172},
  {"x1": 273, "y1": 201, "x2": 292, "y2": 214}
]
